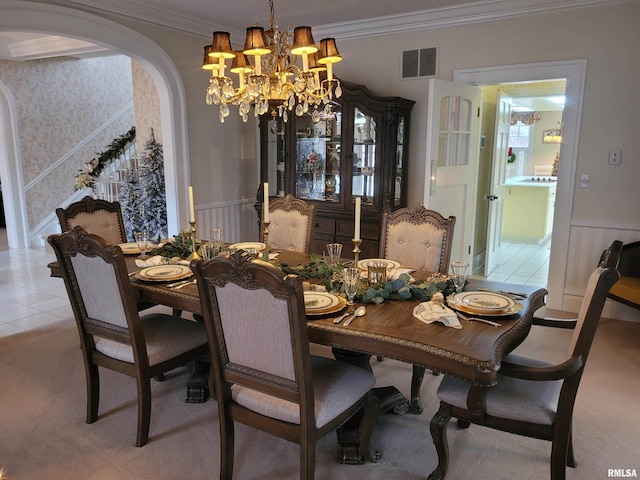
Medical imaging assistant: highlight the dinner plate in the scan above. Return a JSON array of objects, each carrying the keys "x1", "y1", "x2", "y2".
[
  {"x1": 303, "y1": 291, "x2": 347, "y2": 316},
  {"x1": 357, "y1": 258, "x2": 401, "y2": 270},
  {"x1": 135, "y1": 264, "x2": 193, "y2": 282},
  {"x1": 119, "y1": 242, "x2": 141, "y2": 255},
  {"x1": 230, "y1": 242, "x2": 266, "y2": 252},
  {"x1": 446, "y1": 293, "x2": 522, "y2": 317},
  {"x1": 452, "y1": 291, "x2": 516, "y2": 313}
]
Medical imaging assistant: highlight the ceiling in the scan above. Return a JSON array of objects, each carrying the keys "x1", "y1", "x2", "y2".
[{"x1": 0, "y1": 0, "x2": 618, "y2": 61}]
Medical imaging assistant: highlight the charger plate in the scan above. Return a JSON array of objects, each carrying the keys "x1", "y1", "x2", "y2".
[
  {"x1": 304, "y1": 292, "x2": 347, "y2": 316},
  {"x1": 230, "y1": 242, "x2": 266, "y2": 252},
  {"x1": 135, "y1": 264, "x2": 193, "y2": 282},
  {"x1": 446, "y1": 292, "x2": 522, "y2": 317},
  {"x1": 357, "y1": 259, "x2": 401, "y2": 270}
]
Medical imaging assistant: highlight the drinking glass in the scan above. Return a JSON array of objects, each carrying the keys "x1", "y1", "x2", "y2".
[
  {"x1": 201, "y1": 242, "x2": 216, "y2": 260},
  {"x1": 451, "y1": 261, "x2": 469, "y2": 293},
  {"x1": 135, "y1": 232, "x2": 149, "y2": 260},
  {"x1": 343, "y1": 268, "x2": 360, "y2": 304},
  {"x1": 210, "y1": 227, "x2": 224, "y2": 247},
  {"x1": 326, "y1": 243, "x2": 343, "y2": 265},
  {"x1": 367, "y1": 261, "x2": 388, "y2": 288}
]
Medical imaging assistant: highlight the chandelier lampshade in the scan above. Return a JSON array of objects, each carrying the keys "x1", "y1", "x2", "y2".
[{"x1": 201, "y1": 0, "x2": 343, "y2": 123}]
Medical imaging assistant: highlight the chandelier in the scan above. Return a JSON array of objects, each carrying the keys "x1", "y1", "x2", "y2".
[{"x1": 201, "y1": 0, "x2": 343, "y2": 123}]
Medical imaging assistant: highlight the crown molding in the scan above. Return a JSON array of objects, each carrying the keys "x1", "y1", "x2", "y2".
[{"x1": 55, "y1": 0, "x2": 630, "y2": 42}]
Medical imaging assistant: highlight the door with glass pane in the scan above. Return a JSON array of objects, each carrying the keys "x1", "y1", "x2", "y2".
[
  {"x1": 351, "y1": 107, "x2": 379, "y2": 207},
  {"x1": 425, "y1": 78, "x2": 481, "y2": 265},
  {"x1": 294, "y1": 106, "x2": 342, "y2": 203}
]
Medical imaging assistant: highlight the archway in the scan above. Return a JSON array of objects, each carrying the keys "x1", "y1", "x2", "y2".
[{"x1": 0, "y1": 1, "x2": 189, "y2": 247}]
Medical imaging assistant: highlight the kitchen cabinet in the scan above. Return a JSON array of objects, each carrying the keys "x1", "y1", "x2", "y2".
[
  {"x1": 502, "y1": 181, "x2": 556, "y2": 243},
  {"x1": 257, "y1": 79, "x2": 415, "y2": 257}
]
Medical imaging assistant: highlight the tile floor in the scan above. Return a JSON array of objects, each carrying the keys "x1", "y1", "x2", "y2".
[{"x1": 0, "y1": 238, "x2": 551, "y2": 339}]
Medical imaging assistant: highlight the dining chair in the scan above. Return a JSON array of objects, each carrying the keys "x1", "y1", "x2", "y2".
[
  {"x1": 48, "y1": 226, "x2": 208, "y2": 447},
  {"x1": 262, "y1": 194, "x2": 316, "y2": 253},
  {"x1": 378, "y1": 203, "x2": 456, "y2": 414},
  {"x1": 56, "y1": 195, "x2": 128, "y2": 245},
  {"x1": 191, "y1": 251, "x2": 377, "y2": 479},
  {"x1": 427, "y1": 240, "x2": 622, "y2": 480}
]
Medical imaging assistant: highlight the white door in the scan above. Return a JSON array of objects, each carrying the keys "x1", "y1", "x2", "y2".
[
  {"x1": 484, "y1": 91, "x2": 512, "y2": 275},
  {"x1": 424, "y1": 79, "x2": 481, "y2": 267}
]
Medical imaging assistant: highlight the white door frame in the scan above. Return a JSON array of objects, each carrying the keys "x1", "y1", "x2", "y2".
[
  {"x1": 454, "y1": 59, "x2": 586, "y2": 310},
  {"x1": 0, "y1": 1, "x2": 190, "y2": 247}
]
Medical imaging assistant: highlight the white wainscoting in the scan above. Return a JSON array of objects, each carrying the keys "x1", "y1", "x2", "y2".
[
  {"x1": 563, "y1": 223, "x2": 640, "y2": 322},
  {"x1": 195, "y1": 198, "x2": 259, "y2": 245}
]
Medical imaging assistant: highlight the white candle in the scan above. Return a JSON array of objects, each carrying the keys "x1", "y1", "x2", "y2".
[
  {"x1": 354, "y1": 197, "x2": 361, "y2": 241},
  {"x1": 188, "y1": 185, "x2": 195, "y2": 223},
  {"x1": 263, "y1": 182, "x2": 269, "y2": 223}
]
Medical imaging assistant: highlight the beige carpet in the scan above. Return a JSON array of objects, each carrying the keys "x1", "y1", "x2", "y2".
[{"x1": 1, "y1": 317, "x2": 639, "y2": 480}]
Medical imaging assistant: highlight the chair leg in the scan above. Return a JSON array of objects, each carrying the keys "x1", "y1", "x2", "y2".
[
  {"x1": 135, "y1": 375, "x2": 152, "y2": 447},
  {"x1": 219, "y1": 415, "x2": 235, "y2": 480},
  {"x1": 428, "y1": 402, "x2": 452, "y2": 480},
  {"x1": 410, "y1": 365, "x2": 426, "y2": 414},
  {"x1": 550, "y1": 431, "x2": 570, "y2": 480},
  {"x1": 300, "y1": 434, "x2": 316, "y2": 480},
  {"x1": 567, "y1": 429, "x2": 576, "y2": 468},
  {"x1": 85, "y1": 361, "x2": 100, "y2": 424}
]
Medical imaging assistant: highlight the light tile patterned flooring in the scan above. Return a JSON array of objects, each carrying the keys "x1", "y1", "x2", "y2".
[{"x1": 0, "y1": 236, "x2": 551, "y2": 339}]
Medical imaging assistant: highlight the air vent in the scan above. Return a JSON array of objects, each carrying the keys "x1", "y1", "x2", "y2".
[{"x1": 402, "y1": 47, "x2": 437, "y2": 79}]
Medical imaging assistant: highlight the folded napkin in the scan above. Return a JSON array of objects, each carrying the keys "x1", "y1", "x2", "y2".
[
  {"x1": 412, "y1": 293, "x2": 461, "y2": 329},
  {"x1": 135, "y1": 255, "x2": 189, "y2": 268},
  {"x1": 302, "y1": 282, "x2": 327, "y2": 292}
]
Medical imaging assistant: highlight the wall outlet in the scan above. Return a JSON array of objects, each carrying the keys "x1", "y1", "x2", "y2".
[
  {"x1": 609, "y1": 148, "x2": 622, "y2": 165},
  {"x1": 580, "y1": 174, "x2": 590, "y2": 188}
]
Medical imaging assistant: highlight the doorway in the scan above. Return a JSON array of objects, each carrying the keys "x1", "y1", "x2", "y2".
[
  {"x1": 454, "y1": 60, "x2": 586, "y2": 310},
  {"x1": 480, "y1": 80, "x2": 566, "y2": 284}
]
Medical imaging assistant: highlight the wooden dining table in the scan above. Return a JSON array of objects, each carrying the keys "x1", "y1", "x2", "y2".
[{"x1": 49, "y1": 249, "x2": 547, "y2": 467}]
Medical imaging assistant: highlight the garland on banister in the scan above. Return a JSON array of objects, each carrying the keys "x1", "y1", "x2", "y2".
[
  {"x1": 279, "y1": 254, "x2": 457, "y2": 304},
  {"x1": 75, "y1": 126, "x2": 136, "y2": 191}
]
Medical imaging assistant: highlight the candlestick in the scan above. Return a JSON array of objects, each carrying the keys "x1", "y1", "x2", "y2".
[
  {"x1": 352, "y1": 238, "x2": 362, "y2": 265},
  {"x1": 186, "y1": 220, "x2": 202, "y2": 261},
  {"x1": 263, "y1": 182, "x2": 269, "y2": 223},
  {"x1": 188, "y1": 186, "x2": 195, "y2": 223},
  {"x1": 354, "y1": 196, "x2": 361, "y2": 241},
  {"x1": 262, "y1": 220, "x2": 271, "y2": 261}
]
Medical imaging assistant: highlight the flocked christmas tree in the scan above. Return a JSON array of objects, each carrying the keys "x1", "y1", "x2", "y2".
[{"x1": 119, "y1": 128, "x2": 168, "y2": 241}]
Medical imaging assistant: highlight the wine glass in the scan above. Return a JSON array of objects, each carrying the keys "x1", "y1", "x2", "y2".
[
  {"x1": 451, "y1": 261, "x2": 469, "y2": 293},
  {"x1": 343, "y1": 268, "x2": 360, "y2": 305},
  {"x1": 210, "y1": 227, "x2": 223, "y2": 247},
  {"x1": 135, "y1": 231, "x2": 150, "y2": 260}
]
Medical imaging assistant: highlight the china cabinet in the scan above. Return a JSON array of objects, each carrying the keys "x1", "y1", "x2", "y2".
[{"x1": 257, "y1": 80, "x2": 414, "y2": 257}]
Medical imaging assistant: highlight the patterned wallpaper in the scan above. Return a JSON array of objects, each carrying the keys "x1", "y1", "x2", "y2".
[
  {"x1": 131, "y1": 59, "x2": 161, "y2": 154},
  {"x1": 0, "y1": 54, "x2": 161, "y2": 230}
]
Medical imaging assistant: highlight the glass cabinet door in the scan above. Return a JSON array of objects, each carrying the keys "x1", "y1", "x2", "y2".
[
  {"x1": 394, "y1": 117, "x2": 405, "y2": 207},
  {"x1": 294, "y1": 106, "x2": 342, "y2": 202},
  {"x1": 352, "y1": 107, "x2": 377, "y2": 205},
  {"x1": 266, "y1": 118, "x2": 286, "y2": 197}
]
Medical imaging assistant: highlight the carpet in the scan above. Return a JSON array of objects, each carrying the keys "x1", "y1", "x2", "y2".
[{"x1": 1, "y1": 318, "x2": 639, "y2": 480}]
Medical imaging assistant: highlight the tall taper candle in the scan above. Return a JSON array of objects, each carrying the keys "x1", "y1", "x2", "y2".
[
  {"x1": 188, "y1": 186, "x2": 195, "y2": 222},
  {"x1": 354, "y1": 196, "x2": 361, "y2": 241},
  {"x1": 263, "y1": 182, "x2": 269, "y2": 223}
]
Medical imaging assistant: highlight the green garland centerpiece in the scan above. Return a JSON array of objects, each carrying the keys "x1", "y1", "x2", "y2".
[{"x1": 280, "y1": 254, "x2": 457, "y2": 304}]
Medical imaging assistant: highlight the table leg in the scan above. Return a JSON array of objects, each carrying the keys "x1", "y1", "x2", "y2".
[{"x1": 185, "y1": 355, "x2": 210, "y2": 403}]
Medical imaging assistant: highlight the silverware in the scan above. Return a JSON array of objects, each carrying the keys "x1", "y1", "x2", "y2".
[
  {"x1": 456, "y1": 311, "x2": 501, "y2": 327},
  {"x1": 333, "y1": 309, "x2": 355, "y2": 324},
  {"x1": 476, "y1": 287, "x2": 528, "y2": 299},
  {"x1": 167, "y1": 278, "x2": 196, "y2": 289},
  {"x1": 343, "y1": 305, "x2": 366, "y2": 326},
  {"x1": 128, "y1": 271, "x2": 138, "y2": 277}
]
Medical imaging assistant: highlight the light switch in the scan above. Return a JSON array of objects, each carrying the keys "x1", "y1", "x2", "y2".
[
  {"x1": 580, "y1": 174, "x2": 590, "y2": 188},
  {"x1": 609, "y1": 148, "x2": 622, "y2": 165}
]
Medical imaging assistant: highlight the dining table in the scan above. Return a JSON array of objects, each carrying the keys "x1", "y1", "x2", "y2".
[{"x1": 49, "y1": 247, "x2": 547, "y2": 468}]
